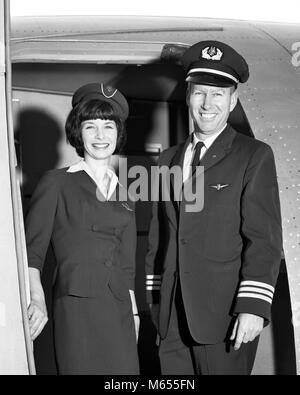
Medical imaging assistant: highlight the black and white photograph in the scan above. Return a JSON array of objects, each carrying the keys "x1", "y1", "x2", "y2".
[{"x1": 0, "y1": 0, "x2": 299, "y2": 377}]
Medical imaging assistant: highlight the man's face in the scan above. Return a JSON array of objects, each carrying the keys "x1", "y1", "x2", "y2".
[{"x1": 187, "y1": 83, "x2": 238, "y2": 137}]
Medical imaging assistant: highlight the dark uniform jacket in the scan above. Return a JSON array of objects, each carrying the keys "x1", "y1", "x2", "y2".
[
  {"x1": 146, "y1": 125, "x2": 282, "y2": 344},
  {"x1": 26, "y1": 168, "x2": 136, "y2": 301}
]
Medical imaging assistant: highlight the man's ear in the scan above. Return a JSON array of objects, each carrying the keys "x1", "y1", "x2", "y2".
[
  {"x1": 186, "y1": 95, "x2": 190, "y2": 107},
  {"x1": 186, "y1": 85, "x2": 191, "y2": 107},
  {"x1": 230, "y1": 89, "x2": 238, "y2": 113}
]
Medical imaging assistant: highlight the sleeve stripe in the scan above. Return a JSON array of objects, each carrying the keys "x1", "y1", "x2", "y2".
[
  {"x1": 147, "y1": 275, "x2": 161, "y2": 280},
  {"x1": 240, "y1": 281, "x2": 275, "y2": 293},
  {"x1": 238, "y1": 287, "x2": 274, "y2": 298},
  {"x1": 146, "y1": 279, "x2": 161, "y2": 283},
  {"x1": 146, "y1": 280, "x2": 161, "y2": 285},
  {"x1": 237, "y1": 293, "x2": 273, "y2": 304},
  {"x1": 147, "y1": 286, "x2": 161, "y2": 291}
]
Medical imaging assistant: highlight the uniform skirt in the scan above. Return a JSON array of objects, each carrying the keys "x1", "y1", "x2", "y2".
[{"x1": 52, "y1": 286, "x2": 140, "y2": 375}]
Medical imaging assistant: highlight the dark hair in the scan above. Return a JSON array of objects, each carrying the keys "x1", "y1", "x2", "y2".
[{"x1": 65, "y1": 99, "x2": 127, "y2": 158}]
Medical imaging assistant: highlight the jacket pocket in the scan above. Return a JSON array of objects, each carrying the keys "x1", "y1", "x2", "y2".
[
  {"x1": 108, "y1": 267, "x2": 131, "y2": 302},
  {"x1": 202, "y1": 205, "x2": 242, "y2": 262},
  {"x1": 55, "y1": 262, "x2": 111, "y2": 299}
]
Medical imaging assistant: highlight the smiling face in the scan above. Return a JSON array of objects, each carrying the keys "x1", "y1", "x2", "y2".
[
  {"x1": 81, "y1": 118, "x2": 118, "y2": 163},
  {"x1": 187, "y1": 83, "x2": 238, "y2": 138}
]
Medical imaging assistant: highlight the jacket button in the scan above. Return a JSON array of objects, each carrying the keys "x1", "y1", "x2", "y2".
[
  {"x1": 115, "y1": 229, "x2": 121, "y2": 237},
  {"x1": 105, "y1": 260, "x2": 113, "y2": 268},
  {"x1": 181, "y1": 239, "x2": 188, "y2": 245}
]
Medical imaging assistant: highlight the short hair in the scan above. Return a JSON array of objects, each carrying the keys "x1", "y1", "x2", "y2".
[{"x1": 65, "y1": 99, "x2": 127, "y2": 158}]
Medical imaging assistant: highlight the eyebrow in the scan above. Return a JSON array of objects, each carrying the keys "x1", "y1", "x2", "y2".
[
  {"x1": 82, "y1": 120, "x2": 95, "y2": 125},
  {"x1": 82, "y1": 120, "x2": 115, "y2": 125},
  {"x1": 212, "y1": 88, "x2": 225, "y2": 92},
  {"x1": 194, "y1": 87, "x2": 225, "y2": 92}
]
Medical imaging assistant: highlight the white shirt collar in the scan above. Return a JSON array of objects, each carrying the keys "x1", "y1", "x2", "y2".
[
  {"x1": 182, "y1": 124, "x2": 227, "y2": 183},
  {"x1": 67, "y1": 161, "x2": 86, "y2": 174},
  {"x1": 192, "y1": 123, "x2": 227, "y2": 150},
  {"x1": 67, "y1": 160, "x2": 119, "y2": 201}
]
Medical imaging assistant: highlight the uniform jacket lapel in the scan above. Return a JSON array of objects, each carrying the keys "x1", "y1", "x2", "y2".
[
  {"x1": 180, "y1": 125, "x2": 237, "y2": 217},
  {"x1": 72, "y1": 171, "x2": 97, "y2": 194},
  {"x1": 169, "y1": 137, "x2": 192, "y2": 216},
  {"x1": 200, "y1": 125, "x2": 237, "y2": 172}
]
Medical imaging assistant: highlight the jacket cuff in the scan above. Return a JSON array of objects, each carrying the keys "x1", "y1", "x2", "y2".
[
  {"x1": 146, "y1": 275, "x2": 161, "y2": 304},
  {"x1": 28, "y1": 259, "x2": 44, "y2": 273},
  {"x1": 233, "y1": 281, "x2": 275, "y2": 322}
]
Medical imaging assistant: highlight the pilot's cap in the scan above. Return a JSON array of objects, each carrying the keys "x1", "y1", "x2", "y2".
[
  {"x1": 182, "y1": 41, "x2": 249, "y2": 87},
  {"x1": 72, "y1": 83, "x2": 129, "y2": 120}
]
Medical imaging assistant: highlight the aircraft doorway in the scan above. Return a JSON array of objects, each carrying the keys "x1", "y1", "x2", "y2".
[{"x1": 9, "y1": 15, "x2": 299, "y2": 373}]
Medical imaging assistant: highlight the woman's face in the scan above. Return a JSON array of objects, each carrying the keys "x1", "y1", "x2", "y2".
[{"x1": 81, "y1": 118, "x2": 118, "y2": 161}]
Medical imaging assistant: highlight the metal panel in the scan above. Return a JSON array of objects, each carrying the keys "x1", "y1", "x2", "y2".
[
  {"x1": 8, "y1": 15, "x2": 300, "y2": 374},
  {"x1": 240, "y1": 38, "x2": 300, "y2": 375},
  {"x1": 0, "y1": 0, "x2": 31, "y2": 375}
]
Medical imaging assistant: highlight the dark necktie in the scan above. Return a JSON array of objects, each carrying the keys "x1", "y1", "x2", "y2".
[{"x1": 191, "y1": 141, "x2": 205, "y2": 175}]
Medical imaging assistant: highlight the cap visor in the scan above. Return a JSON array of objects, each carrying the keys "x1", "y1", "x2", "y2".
[{"x1": 186, "y1": 73, "x2": 236, "y2": 88}]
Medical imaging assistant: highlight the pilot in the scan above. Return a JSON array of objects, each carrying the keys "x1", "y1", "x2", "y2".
[
  {"x1": 146, "y1": 41, "x2": 282, "y2": 375},
  {"x1": 26, "y1": 83, "x2": 140, "y2": 375}
]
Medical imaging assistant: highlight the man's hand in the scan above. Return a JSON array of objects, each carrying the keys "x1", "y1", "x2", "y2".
[
  {"x1": 230, "y1": 313, "x2": 264, "y2": 351},
  {"x1": 28, "y1": 297, "x2": 48, "y2": 341}
]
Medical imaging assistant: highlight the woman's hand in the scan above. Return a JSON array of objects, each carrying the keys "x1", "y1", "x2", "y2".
[
  {"x1": 28, "y1": 297, "x2": 48, "y2": 341},
  {"x1": 28, "y1": 268, "x2": 48, "y2": 341}
]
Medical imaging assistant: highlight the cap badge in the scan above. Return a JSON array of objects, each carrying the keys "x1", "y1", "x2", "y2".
[
  {"x1": 202, "y1": 46, "x2": 223, "y2": 61},
  {"x1": 101, "y1": 84, "x2": 118, "y2": 99}
]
